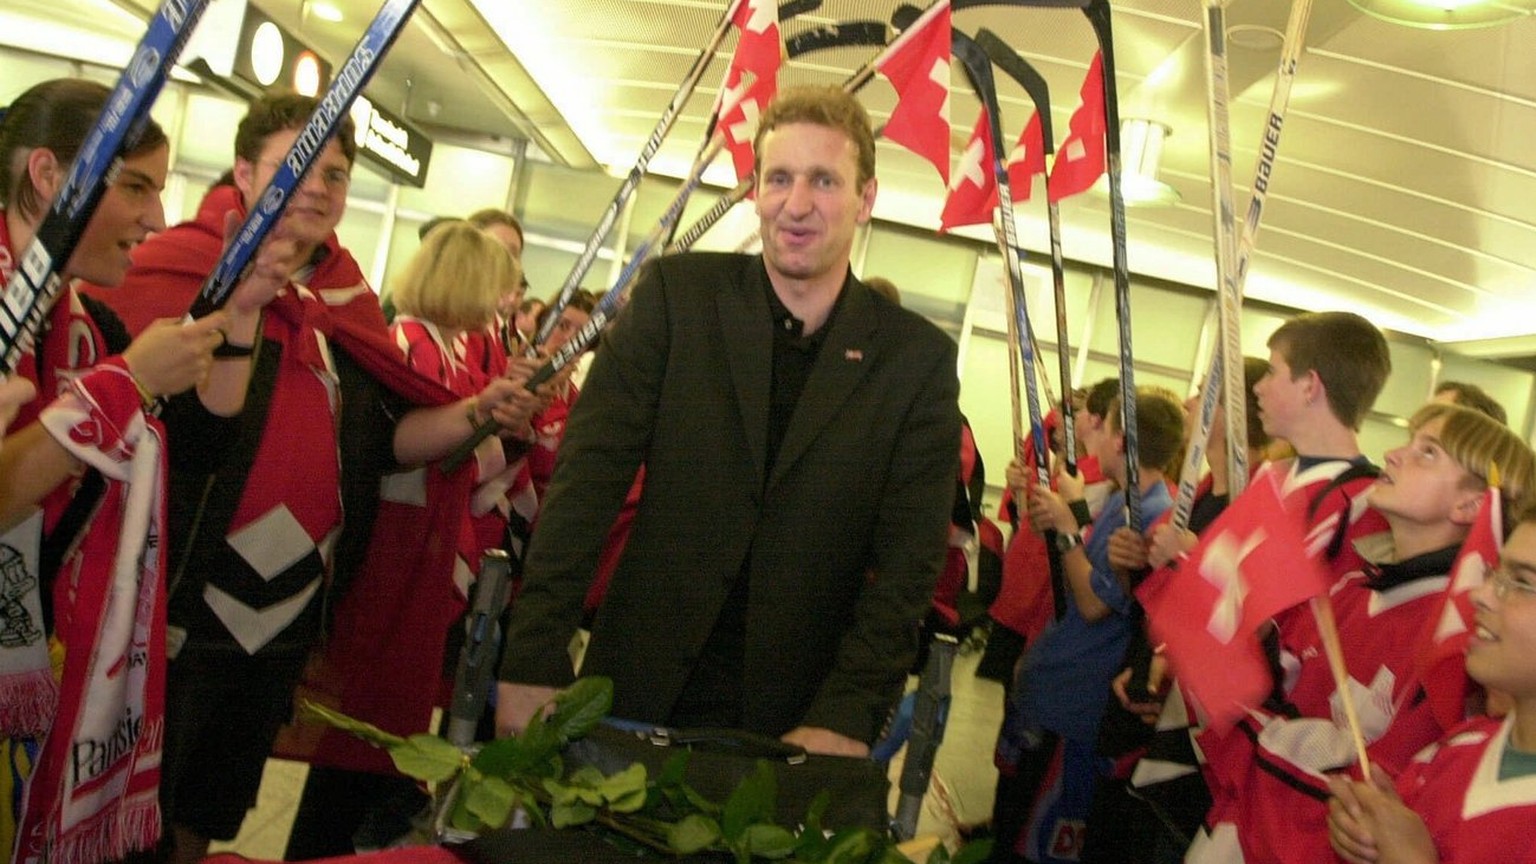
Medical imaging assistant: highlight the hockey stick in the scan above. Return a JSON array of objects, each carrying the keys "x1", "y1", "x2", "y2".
[
  {"x1": 1203, "y1": 0, "x2": 1247, "y2": 507},
  {"x1": 1080, "y1": 0, "x2": 1143, "y2": 531},
  {"x1": 0, "y1": 0, "x2": 211, "y2": 374},
  {"x1": 976, "y1": 28, "x2": 1080, "y2": 478},
  {"x1": 893, "y1": 634, "x2": 958, "y2": 841},
  {"x1": 188, "y1": 0, "x2": 422, "y2": 319},
  {"x1": 439, "y1": 146, "x2": 710, "y2": 471},
  {"x1": 1171, "y1": 0, "x2": 1314, "y2": 531},
  {"x1": 528, "y1": 0, "x2": 747, "y2": 348},
  {"x1": 955, "y1": 31, "x2": 1049, "y2": 491}
]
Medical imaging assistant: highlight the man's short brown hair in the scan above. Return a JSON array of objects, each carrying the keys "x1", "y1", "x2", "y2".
[
  {"x1": 752, "y1": 85, "x2": 876, "y2": 187},
  {"x1": 234, "y1": 92, "x2": 357, "y2": 166},
  {"x1": 1267, "y1": 312, "x2": 1391, "y2": 430}
]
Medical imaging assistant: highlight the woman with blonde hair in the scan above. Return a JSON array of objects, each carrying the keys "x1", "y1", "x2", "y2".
[
  {"x1": 286, "y1": 219, "x2": 551, "y2": 856},
  {"x1": 389, "y1": 219, "x2": 517, "y2": 388}
]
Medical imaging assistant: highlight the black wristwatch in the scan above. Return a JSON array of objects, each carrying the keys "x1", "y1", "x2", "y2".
[{"x1": 1054, "y1": 531, "x2": 1083, "y2": 554}]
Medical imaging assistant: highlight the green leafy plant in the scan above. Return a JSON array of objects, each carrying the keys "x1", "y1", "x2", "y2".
[{"x1": 303, "y1": 677, "x2": 991, "y2": 864}]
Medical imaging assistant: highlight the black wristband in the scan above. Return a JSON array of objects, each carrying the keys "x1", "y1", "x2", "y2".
[
  {"x1": 1069, "y1": 498, "x2": 1092, "y2": 529},
  {"x1": 213, "y1": 341, "x2": 255, "y2": 358}
]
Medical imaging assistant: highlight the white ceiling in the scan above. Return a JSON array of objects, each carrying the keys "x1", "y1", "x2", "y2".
[{"x1": 13, "y1": 0, "x2": 1536, "y2": 361}]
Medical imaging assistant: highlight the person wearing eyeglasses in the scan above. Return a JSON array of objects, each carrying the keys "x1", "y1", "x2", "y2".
[
  {"x1": 1189, "y1": 403, "x2": 1536, "y2": 864},
  {"x1": 1328, "y1": 502, "x2": 1536, "y2": 864}
]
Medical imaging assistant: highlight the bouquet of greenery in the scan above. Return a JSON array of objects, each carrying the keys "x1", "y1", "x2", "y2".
[{"x1": 305, "y1": 677, "x2": 987, "y2": 864}]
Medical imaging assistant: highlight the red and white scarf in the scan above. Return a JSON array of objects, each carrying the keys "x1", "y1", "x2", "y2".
[
  {"x1": 0, "y1": 213, "x2": 58, "y2": 738},
  {"x1": 15, "y1": 357, "x2": 167, "y2": 863}
]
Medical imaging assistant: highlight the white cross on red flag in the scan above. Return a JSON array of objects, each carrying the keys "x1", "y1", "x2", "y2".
[
  {"x1": 729, "y1": 0, "x2": 781, "y2": 81},
  {"x1": 1414, "y1": 483, "x2": 1501, "y2": 730},
  {"x1": 1004, "y1": 111, "x2": 1047, "y2": 203},
  {"x1": 717, "y1": 66, "x2": 777, "y2": 181},
  {"x1": 1137, "y1": 470, "x2": 1331, "y2": 731},
  {"x1": 938, "y1": 109, "x2": 995, "y2": 232},
  {"x1": 712, "y1": 0, "x2": 781, "y2": 182},
  {"x1": 1046, "y1": 51, "x2": 1106, "y2": 203},
  {"x1": 874, "y1": 1, "x2": 953, "y2": 185}
]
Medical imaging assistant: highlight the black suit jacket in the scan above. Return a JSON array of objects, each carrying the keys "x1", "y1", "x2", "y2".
[{"x1": 500, "y1": 253, "x2": 961, "y2": 743}]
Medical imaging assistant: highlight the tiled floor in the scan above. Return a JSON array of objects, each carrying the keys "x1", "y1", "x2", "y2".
[{"x1": 212, "y1": 647, "x2": 1008, "y2": 860}]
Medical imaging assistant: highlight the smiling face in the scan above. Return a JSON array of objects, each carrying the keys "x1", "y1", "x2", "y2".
[
  {"x1": 754, "y1": 122, "x2": 876, "y2": 290},
  {"x1": 1467, "y1": 522, "x2": 1536, "y2": 702},
  {"x1": 1370, "y1": 416, "x2": 1482, "y2": 527},
  {"x1": 63, "y1": 143, "x2": 169, "y2": 286},
  {"x1": 234, "y1": 128, "x2": 350, "y2": 257}
]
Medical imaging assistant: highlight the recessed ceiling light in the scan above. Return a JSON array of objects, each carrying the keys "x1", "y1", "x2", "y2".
[
  {"x1": 308, "y1": 1, "x2": 344, "y2": 23},
  {"x1": 1347, "y1": 0, "x2": 1536, "y2": 29},
  {"x1": 1227, "y1": 24, "x2": 1285, "y2": 51}
]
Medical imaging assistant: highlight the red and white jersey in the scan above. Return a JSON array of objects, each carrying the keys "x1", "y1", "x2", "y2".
[
  {"x1": 1280, "y1": 554, "x2": 1452, "y2": 774},
  {"x1": 1399, "y1": 715, "x2": 1536, "y2": 864},
  {"x1": 1263, "y1": 457, "x2": 1387, "y2": 585},
  {"x1": 1196, "y1": 562, "x2": 1454, "y2": 863},
  {"x1": 1190, "y1": 459, "x2": 1403, "y2": 864},
  {"x1": 391, "y1": 316, "x2": 506, "y2": 394}
]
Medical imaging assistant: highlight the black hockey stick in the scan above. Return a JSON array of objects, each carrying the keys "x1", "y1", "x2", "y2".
[
  {"x1": 953, "y1": 31, "x2": 1050, "y2": 487},
  {"x1": 1079, "y1": 0, "x2": 1143, "y2": 531},
  {"x1": 0, "y1": 0, "x2": 211, "y2": 374},
  {"x1": 976, "y1": 28, "x2": 1081, "y2": 479},
  {"x1": 188, "y1": 0, "x2": 422, "y2": 319}
]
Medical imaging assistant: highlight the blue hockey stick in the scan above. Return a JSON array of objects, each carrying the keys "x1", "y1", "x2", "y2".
[
  {"x1": 0, "y1": 0, "x2": 211, "y2": 373},
  {"x1": 187, "y1": 0, "x2": 421, "y2": 320}
]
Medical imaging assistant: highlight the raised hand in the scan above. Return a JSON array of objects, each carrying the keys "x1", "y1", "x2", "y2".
[{"x1": 123, "y1": 313, "x2": 229, "y2": 399}]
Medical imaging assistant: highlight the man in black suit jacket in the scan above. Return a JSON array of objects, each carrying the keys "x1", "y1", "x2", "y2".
[{"x1": 497, "y1": 85, "x2": 961, "y2": 757}]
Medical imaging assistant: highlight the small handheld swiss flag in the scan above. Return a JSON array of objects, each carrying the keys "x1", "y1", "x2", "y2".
[{"x1": 1137, "y1": 471, "x2": 1331, "y2": 731}]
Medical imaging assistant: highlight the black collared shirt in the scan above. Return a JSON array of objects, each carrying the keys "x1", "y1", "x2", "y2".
[{"x1": 763, "y1": 278, "x2": 845, "y2": 475}]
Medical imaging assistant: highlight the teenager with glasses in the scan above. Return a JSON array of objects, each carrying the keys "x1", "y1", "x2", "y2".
[
  {"x1": 1329, "y1": 500, "x2": 1536, "y2": 864},
  {"x1": 1191, "y1": 403, "x2": 1535, "y2": 864}
]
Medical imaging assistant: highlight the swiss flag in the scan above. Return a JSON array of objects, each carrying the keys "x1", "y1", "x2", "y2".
[
  {"x1": 875, "y1": 1, "x2": 953, "y2": 184},
  {"x1": 1415, "y1": 484, "x2": 1501, "y2": 729},
  {"x1": 712, "y1": 0, "x2": 781, "y2": 181},
  {"x1": 1137, "y1": 471, "x2": 1331, "y2": 732},
  {"x1": 717, "y1": 66, "x2": 777, "y2": 181},
  {"x1": 938, "y1": 109, "x2": 996, "y2": 232},
  {"x1": 1002, "y1": 111, "x2": 1048, "y2": 204},
  {"x1": 727, "y1": 0, "x2": 781, "y2": 83},
  {"x1": 1046, "y1": 51, "x2": 1107, "y2": 203}
]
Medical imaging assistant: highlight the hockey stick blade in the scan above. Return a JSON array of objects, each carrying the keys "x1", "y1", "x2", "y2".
[
  {"x1": 974, "y1": 29, "x2": 1053, "y2": 153},
  {"x1": 778, "y1": 0, "x2": 823, "y2": 19},
  {"x1": 893, "y1": 0, "x2": 1089, "y2": 32},
  {"x1": 785, "y1": 20, "x2": 889, "y2": 57},
  {"x1": 0, "y1": 0, "x2": 211, "y2": 373},
  {"x1": 189, "y1": 0, "x2": 421, "y2": 320}
]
